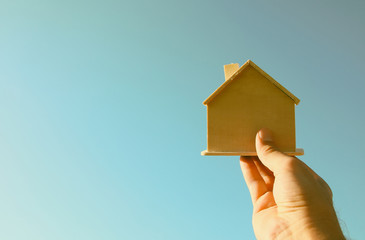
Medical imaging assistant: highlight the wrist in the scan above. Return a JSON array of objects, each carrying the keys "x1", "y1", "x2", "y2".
[{"x1": 290, "y1": 217, "x2": 345, "y2": 240}]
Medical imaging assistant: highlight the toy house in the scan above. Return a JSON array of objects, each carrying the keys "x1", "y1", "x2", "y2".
[{"x1": 201, "y1": 60, "x2": 303, "y2": 156}]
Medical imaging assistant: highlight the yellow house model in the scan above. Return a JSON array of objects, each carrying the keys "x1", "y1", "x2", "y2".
[{"x1": 201, "y1": 60, "x2": 303, "y2": 156}]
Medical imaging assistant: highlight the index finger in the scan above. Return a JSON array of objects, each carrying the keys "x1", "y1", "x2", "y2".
[{"x1": 240, "y1": 156, "x2": 269, "y2": 204}]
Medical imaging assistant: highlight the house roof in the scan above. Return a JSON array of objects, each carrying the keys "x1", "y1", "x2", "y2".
[{"x1": 203, "y1": 60, "x2": 300, "y2": 105}]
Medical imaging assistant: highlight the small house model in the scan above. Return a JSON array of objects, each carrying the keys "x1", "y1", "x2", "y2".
[{"x1": 201, "y1": 60, "x2": 303, "y2": 156}]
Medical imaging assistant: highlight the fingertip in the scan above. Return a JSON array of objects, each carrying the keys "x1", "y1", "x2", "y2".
[
  {"x1": 240, "y1": 156, "x2": 257, "y2": 162},
  {"x1": 240, "y1": 156, "x2": 258, "y2": 170},
  {"x1": 240, "y1": 155, "x2": 251, "y2": 161},
  {"x1": 258, "y1": 128, "x2": 273, "y2": 142}
]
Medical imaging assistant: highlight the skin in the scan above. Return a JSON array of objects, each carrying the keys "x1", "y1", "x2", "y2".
[{"x1": 240, "y1": 128, "x2": 345, "y2": 240}]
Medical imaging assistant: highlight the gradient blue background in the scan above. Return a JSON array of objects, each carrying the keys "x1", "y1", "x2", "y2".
[{"x1": 1, "y1": 0, "x2": 364, "y2": 239}]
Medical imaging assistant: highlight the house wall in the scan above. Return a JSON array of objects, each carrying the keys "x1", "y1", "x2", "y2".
[{"x1": 207, "y1": 65, "x2": 296, "y2": 153}]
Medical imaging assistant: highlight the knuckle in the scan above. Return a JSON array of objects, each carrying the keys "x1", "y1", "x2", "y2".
[{"x1": 260, "y1": 144, "x2": 278, "y2": 158}]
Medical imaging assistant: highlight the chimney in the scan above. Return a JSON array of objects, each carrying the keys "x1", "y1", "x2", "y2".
[{"x1": 224, "y1": 63, "x2": 239, "y2": 81}]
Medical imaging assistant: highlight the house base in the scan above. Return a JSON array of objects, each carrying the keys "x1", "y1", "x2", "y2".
[{"x1": 201, "y1": 148, "x2": 304, "y2": 156}]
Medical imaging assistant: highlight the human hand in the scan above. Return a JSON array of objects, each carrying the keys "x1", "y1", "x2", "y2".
[{"x1": 240, "y1": 128, "x2": 345, "y2": 240}]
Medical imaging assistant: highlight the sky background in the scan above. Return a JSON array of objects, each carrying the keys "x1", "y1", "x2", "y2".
[{"x1": 0, "y1": 0, "x2": 364, "y2": 239}]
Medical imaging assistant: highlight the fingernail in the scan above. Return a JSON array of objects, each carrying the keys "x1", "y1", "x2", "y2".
[{"x1": 259, "y1": 128, "x2": 273, "y2": 141}]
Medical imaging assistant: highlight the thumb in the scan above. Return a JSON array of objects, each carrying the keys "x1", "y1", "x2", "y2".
[{"x1": 255, "y1": 128, "x2": 295, "y2": 174}]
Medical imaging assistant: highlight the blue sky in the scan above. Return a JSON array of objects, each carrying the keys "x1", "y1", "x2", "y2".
[{"x1": 0, "y1": 0, "x2": 364, "y2": 239}]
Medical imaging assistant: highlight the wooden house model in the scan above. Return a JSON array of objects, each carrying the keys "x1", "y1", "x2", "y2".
[{"x1": 201, "y1": 60, "x2": 303, "y2": 156}]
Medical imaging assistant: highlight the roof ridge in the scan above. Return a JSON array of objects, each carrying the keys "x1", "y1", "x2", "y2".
[{"x1": 203, "y1": 60, "x2": 300, "y2": 105}]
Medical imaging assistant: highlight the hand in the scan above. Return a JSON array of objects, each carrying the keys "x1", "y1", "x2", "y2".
[{"x1": 240, "y1": 128, "x2": 345, "y2": 240}]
